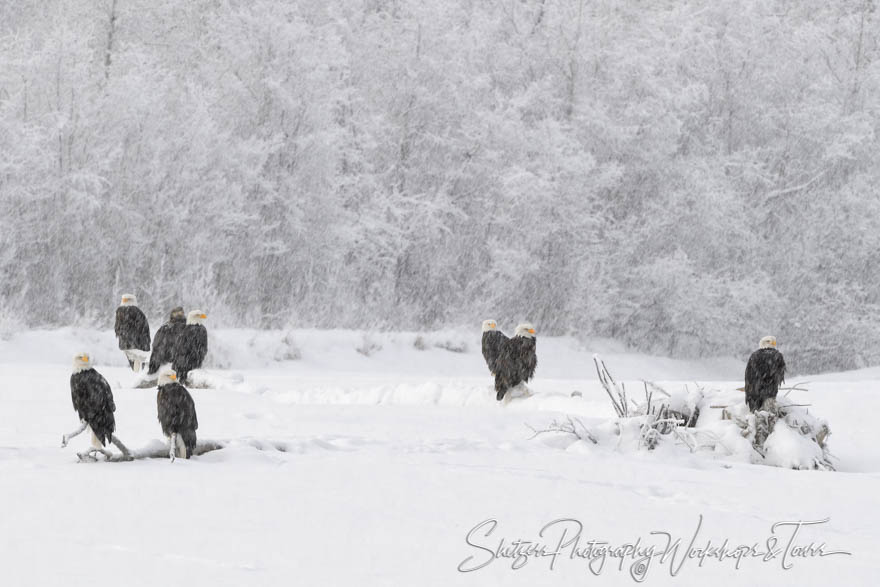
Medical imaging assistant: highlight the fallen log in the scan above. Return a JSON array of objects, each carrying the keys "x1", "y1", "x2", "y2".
[{"x1": 101, "y1": 439, "x2": 227, "y2": 462}]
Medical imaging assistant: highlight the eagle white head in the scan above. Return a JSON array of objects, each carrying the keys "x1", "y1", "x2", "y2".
[
  {"x1": 481, "y1": 319, "x2": 498, "y2": 333},
  {"x1": 73, "y1": 352, "x2": 92, "y2": 373},
  {"x1": 120, "y1": 294, "x2": 137, "y2": 306},
  {"x1": 157, "y1": 366, "x2": 179, "y2": 386},
  {"x1": 759, "y1": 336, "x2": 777, "y2": 349},
  {"x1": 514, "y1": 323, "x2": 536, "y2": 339},
  {"x1": 187, "y1": 310, "x2": 207, "y2": 325}
]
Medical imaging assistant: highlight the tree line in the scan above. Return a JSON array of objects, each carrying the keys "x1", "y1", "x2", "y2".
[{"x1": 1, "y1": 0, "x2": 878, "y2": 373}]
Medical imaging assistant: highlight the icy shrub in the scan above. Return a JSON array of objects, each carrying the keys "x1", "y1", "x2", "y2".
[
  {"x1": 273, "y1": 331, "x2": 302, "y2": 362},
  {"x1": 411, "y1": 332, "x2": 468, "y2": 353},
  {"x1": 356, "y1": 334, "x2": 382, "y2": 357},
  {"x1": 527, "y1": 416, "x2": 598, "y2": 449},
  {"x1": 720, "y1": 396, "x2": 832, "y2": 470},
  {"x1": 543, "y1": 356, "x2": 837, "y2": 470},
  {"x1": 433, "y1": 339, "x2": 467, "y2": 353},
  {"x1": 0, "y1": 311, "x2": 21, "y2": 341}
]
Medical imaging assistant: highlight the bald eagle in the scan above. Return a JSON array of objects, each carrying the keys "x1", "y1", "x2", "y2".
[
  {"x1": 115, "y1": 293, "x2": 151, "y2": 371},
  {"x1": 173, "y1": 310, "x2": 208, "y2": 385},
  {"x1": 494, "y1": 323, "x2": 537, "y2": 401},
  {"x1": 148, "y1": 307, "x2": 186, "y2": 375},
  {"x1": 62, "y1": 353, "x2": 131, "y2": 461},
  {"x1": 481, "y1": 320, "x2": 508, "y2": 375},
  {"x1": 745, "y1": 336, "x2": 786, "y2": 412},
  {"x1": 157, "y1": 369, "x2": 199, "y2": 461}
]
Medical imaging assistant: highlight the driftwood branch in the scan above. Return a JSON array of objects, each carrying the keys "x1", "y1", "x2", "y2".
[
  {"x1": 527, "y1": 416, "x2": 598, "y2": 444},
  {"x1": 782, "y1": 382, "x2": 810, "y2": 397},
  {"x1": 104, "y1": 439, "x2": 226, "y2": 462}
]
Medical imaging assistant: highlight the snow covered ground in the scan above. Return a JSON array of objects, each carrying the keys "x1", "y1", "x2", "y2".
[{"x1": 0, "y1": 329, "x2": 876, "y2": 586}]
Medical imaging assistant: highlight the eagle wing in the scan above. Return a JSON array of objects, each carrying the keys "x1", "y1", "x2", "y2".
[
  {"x1": 772, "y1": 351, "x2": 786, "y2": 387},
  {"x1": 70, "y1": 373, "x2": 85, "y2": 414},
  {"x1": 744, "y1": 348, "x2": 786, "y2": 411},
  {"x1": 97, "y1": 373, "x2": 116, "y2": 414},
  {"x1": 174, "y1": 325, "x2": 208, "y2": 372},
  {"x1": 744, "y1": 351, "x2": 759, "y2": 410},
  {"x1": 115, "y1": 306, "x2": 151, "y2": 350},
  {"x1": 158, "y1": 384, "x2": 199, "y2": 434},
  {"x1": 185, "y1": 389, "x2": 199, "y2": 431},
  {"x1": 744, "y1": 352, "x2": 756, "y2": 392},
  {"x1": 519, "y1": 337, "x2": 537, "y2": 381},
  {"x1": 482, "y1": 330, "x2": 509, "y2": 374},
  {"x1": 494, "y1": 336, "x2": 531, "y2": 400},
  {"x1": 148, "y1": 321, "x2": 181, "y2": 374},
  {"x1": 114, "y1": 307, "x2": 125, "y2": 339},
  {"x1": 132, "y1": 307, "x2": 151, "y2": 351},
  {"x1": 70, "y1": 370, "x2": 115, "y2": 444}
]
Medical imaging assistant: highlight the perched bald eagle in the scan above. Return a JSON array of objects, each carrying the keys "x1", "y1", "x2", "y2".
[
  {"x1": 148, "y1": 307, "x2": 186, "y2": 375},
  {"x1": 62, "y1": 353, "x2": 131, "y2": 461},
  {"x1": 172, "y1": 310, "x2": 208, "y2": 385},
  {"x1": 481, "y1": 319, "x2": 508, "y2": 375},
  {"x1": 494, "y1": 323, "x2": 537, "y2": 401},
  {"x1": 157, "y1": 368, "x2": 199, "y2": 461},
  {"x1": 745, "y1": 336, "x2": 786, "y2": 412},
  {"x1": 115, "y1": 293, "x2": 151, "y2": 371}
]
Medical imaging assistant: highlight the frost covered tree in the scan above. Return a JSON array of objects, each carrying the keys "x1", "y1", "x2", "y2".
[{"x1": 0, "y1": 0, "x2": 878, "y2": 373}]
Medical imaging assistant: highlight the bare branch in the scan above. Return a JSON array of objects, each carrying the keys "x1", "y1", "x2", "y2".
[{"x1": 526, "y1": 416, "x2": 598, "y2": 445}]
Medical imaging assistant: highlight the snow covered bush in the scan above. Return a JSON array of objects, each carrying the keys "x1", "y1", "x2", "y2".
[
  {"x1": 413, "y1": 333, "x2": 468, "y2": 353},
  {"x1": 535, "y1": 357, "x2": 835, "y2": 471},
  {"x1": 355, "y1": 334, "x2": 382, "y2": 357},
  {"x1": 274, "y1": 332, "x2": 302, "y2": 362},
  {"x1": 719, "y1": 396, "x2": 833, "y2": 471}
]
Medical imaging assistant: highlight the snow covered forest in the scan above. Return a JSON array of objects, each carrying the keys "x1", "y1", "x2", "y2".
[{"x1": 1, "y1": 0, "x2": 878, "y2": 373}]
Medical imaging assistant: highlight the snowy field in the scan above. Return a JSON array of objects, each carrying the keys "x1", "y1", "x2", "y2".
[{"x1": 0, "y1": 329, "x2": 877, "y2": 586}]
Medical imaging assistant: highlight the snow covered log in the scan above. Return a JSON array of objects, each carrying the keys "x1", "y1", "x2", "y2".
[
  {"x1": 131, "y1": 368, "x2": 241, "y2": 390},
  {"x1": 103, "y1": 439, "x2": 227, "y2": 462}
]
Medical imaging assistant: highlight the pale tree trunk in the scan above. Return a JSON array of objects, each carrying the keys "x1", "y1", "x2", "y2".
[{"x1": 104, "y1": 0, "x2": 119, "y2": 81}]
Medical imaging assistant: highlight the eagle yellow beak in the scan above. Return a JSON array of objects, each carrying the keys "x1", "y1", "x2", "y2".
[
  {"x1": 82, "y1": 354, "x2": 89, "y2": 362},
  {"x1": 200, "y1": 314, "x2": 207, "y2": 319},
  {"x1": 528, "y1": 329, "x2": 536, "y2": 334},
  {"x1": 170, "y1": 373, "x2": 177, "y2": 380}
]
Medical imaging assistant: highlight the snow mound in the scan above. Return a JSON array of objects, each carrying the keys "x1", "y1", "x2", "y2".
[
  {"x1": 764, "y1": 424, "x2": 826, "y2": 469},
  {"x1": 0, "y1": 327, "x2": 746, "y2": 380}
]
